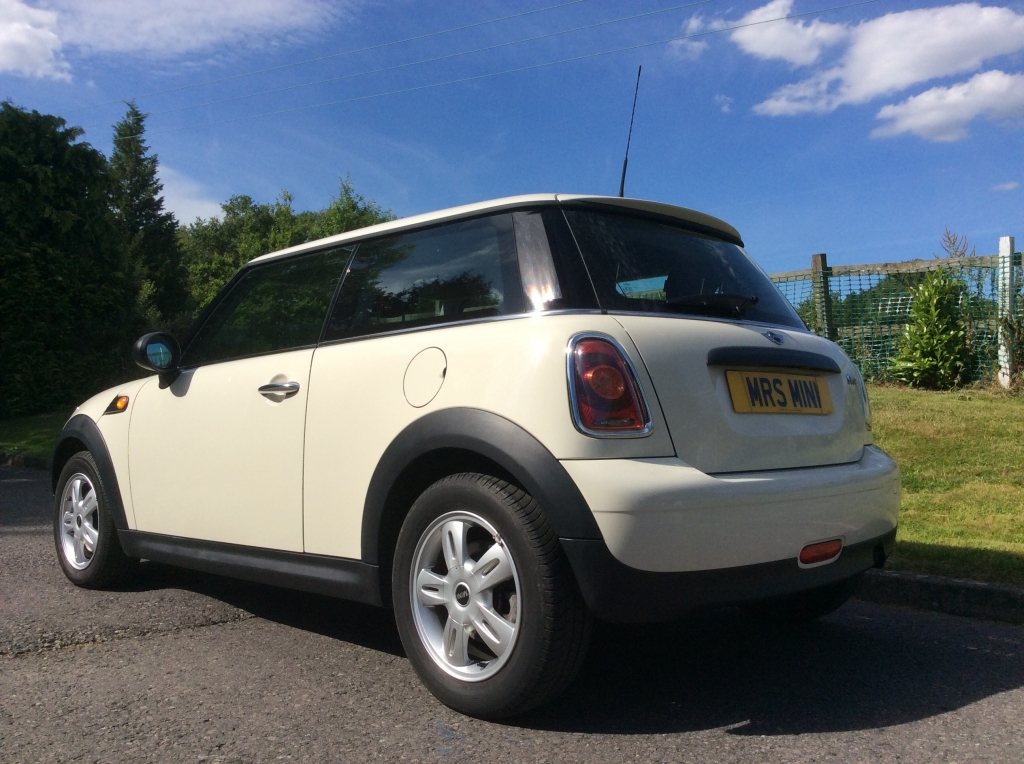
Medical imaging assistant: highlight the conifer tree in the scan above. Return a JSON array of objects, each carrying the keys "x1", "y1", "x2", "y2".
[{"x1": 109, "y1": 102, "x2": 186, "y2": 325}]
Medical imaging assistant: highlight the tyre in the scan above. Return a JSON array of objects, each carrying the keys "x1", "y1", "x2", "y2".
[
  {"x1": 53, "y1": 451, "x2": 138, "y2": 588},
  {"x1": 742, "y1": 574, "x2": 862, "y2": 623},
  {"x1": 392, "y1": 473, "x2": 591, "y2": 719}
]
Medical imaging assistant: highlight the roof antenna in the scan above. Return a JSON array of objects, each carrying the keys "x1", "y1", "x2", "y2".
[{"x1": 618, "y1": 65, "x2": 642, "y2": 198}]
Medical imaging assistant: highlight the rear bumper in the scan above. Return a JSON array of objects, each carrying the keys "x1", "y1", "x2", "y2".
[
  {"x1": 558, "y1": 445, "x2": 900, "y2": 621},
  {"x1": 560, "y1": 445, "x2": 900, "y2": 573},
  {"x1": 561, "y1": 528, "x2": 895, "y2": 622}
]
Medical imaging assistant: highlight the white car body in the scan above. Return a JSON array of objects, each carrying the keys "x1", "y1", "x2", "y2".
[{"x1": 56, "y1": 194, "x2": 899, "y2": 624}]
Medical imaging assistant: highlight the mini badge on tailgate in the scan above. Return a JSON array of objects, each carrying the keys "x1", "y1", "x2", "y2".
[{"x1": 725, "y1": 370, "x2": 834, "y2": 415}]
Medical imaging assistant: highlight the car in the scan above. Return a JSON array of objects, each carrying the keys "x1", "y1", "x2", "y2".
[{"x1": 51, "y1": 194, "x2": 900, "y2": 718}]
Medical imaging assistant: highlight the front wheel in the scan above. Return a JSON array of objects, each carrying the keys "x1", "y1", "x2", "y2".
[
  {"x1": 53, "y1": 451, "x2": 137, "y2": 588},
  {"x1": 393, "y1": 473, "x2": 591, "y2": 719}
]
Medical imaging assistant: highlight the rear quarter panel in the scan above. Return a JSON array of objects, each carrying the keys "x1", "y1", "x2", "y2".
[{"x1": 302, "y1": 314, "x2": 674, "y2": 559}]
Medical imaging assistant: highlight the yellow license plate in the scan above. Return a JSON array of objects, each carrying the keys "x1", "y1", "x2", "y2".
[{"x1": 725, "y1": 370, "x2": 834, "y2": 415}]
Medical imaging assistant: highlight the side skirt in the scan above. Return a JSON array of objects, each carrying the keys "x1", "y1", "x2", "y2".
[{"x1": 118, "y1": 530, "x2": 383, "y2": 607}]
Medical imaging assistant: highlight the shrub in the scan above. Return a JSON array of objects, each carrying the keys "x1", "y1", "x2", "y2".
[{"x1": 889, "y1": 267, "x2": 969, "y2": 389}]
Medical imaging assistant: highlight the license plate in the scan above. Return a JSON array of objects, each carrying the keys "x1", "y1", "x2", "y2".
[{"x1": 725, "y1": 370, "x2": 834, "y2": 415}]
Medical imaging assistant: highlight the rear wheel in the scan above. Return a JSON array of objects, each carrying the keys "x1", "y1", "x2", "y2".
[
  {"x1": 743, "y1": 575, "x2": 862, "y2": 622},
  {"x1": 53, "y1": 451, "x2": 137, "y2": 588},
  {"x1": 393, "y1": 473, "x2": 591, "y2": 719}
]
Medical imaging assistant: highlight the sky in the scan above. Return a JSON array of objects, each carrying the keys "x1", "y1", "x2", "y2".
[{"x1": 1, "y1": 0, "x2": 1022, "y2": 273}]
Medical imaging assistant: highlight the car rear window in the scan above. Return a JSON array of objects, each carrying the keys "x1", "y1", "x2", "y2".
[{"x1": 561, "y1": 208, "x2": 804, "y2": 329}]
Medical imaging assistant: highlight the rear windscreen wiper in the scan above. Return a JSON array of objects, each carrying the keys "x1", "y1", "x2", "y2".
[{"x1": 663, "y1": 293, "x2": 759, "y2": 316}]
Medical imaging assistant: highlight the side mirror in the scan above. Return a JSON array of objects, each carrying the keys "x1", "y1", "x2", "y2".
[{"x1": 132, "y1": 332, "x2": 181, "y2": 375}]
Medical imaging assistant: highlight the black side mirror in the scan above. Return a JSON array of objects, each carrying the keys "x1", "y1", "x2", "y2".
[{"x1": 132, "y1": 332, "x2": 181, "y2": 376}]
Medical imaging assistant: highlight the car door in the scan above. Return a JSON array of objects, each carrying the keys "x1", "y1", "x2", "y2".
[{"x1": 128, "y1": 246, "x2": 351, "y2": 551}]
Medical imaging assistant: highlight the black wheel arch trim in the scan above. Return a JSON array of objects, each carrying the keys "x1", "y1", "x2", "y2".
[
  {"x1": 361, "y1": 407, "x2": 603, "y2": 565},
  {"x1": 51, "y1": 414, "x2": 130, "y2": 532}
]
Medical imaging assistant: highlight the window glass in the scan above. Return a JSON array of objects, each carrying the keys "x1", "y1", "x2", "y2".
[
  {"x1": 183, "y1": 246, "x2": 352, "y2": 366},
  {"x1": 323, "y1": 214, "x2": 523, "y2": 341},
  {"x1": 562, "y1": 209, "x2": 803, "y2": 328}
]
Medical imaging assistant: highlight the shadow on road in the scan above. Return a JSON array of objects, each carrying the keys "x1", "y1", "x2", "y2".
[
  {"x1": 121, "y1": 560, "x2": 407, "y2": 657},
  {"x1": 123, "y1": 559, "x2": 1024, "y2": 738},
  {"x1": 516, "y1": 607, "x2": 1024, "y2": 736}
]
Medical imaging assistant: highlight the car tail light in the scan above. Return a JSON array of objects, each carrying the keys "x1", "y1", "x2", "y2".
[
  {"x1": 799, "y1": 539, "x2": 843, "y2": 566},
  {"x1": 568, "y1": 335, "x2": 651, "y2": 437}
]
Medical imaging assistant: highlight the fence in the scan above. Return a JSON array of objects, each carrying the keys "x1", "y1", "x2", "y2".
[{"x1": 770, "y1": 236, "x2": 1022, "y2": 385}]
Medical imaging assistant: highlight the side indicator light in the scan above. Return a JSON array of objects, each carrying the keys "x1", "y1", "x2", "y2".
[
  {"x1": 104, "y1": 395, "x2": 130, "y2": 414},
  {"x1": 799, "y1": 539, "x2": 843, "y2": 566}
]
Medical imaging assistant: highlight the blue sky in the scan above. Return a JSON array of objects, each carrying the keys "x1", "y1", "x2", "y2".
[{"x1": 2, "y1": 0, "x2": 1022, "y2": 273}]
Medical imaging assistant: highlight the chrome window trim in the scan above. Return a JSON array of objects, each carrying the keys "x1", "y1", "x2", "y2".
[
  {"x1": 565, "y1": 331, "x2": 654, "y2": 440},
  {"x1": 603, "y1": 310, "x2": 815, "y2": 334},
  {"x1": 314, "y1": 309, "x2": 605, "y2": 348}
]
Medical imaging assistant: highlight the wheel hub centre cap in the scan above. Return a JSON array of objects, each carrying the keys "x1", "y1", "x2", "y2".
[
  {"x1": 76, "y1": 515, "x2": 82, "y2": 528},
  {"x1": 453, "y1": 582, "x2": 471, "y2": 608}
]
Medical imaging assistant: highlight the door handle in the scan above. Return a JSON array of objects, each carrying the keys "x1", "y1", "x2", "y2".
[{"x1": 258, "y1": 381, "x2": 300, "y2": 398}]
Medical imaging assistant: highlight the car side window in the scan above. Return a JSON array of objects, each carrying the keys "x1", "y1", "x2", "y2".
[
  {"x1": 323, "y1": 214, "x2": 523, "y2": 342},
  {"x1": 182, "y1": 246, "x2": 353, "y2": 367}
]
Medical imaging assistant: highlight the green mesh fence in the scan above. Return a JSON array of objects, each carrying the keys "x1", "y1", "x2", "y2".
[{"x1": 771, "y1": 253, "x2": 1024, "y2": 383}]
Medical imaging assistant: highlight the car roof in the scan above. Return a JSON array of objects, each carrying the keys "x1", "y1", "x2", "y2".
[{"x1": 247, "y1": 194, "x2": 743, "y2": 266}]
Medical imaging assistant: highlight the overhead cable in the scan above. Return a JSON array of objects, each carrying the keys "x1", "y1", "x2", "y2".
[
  {"x1": 86, "y1": 0, "x2": 717, "y2": 128},
  {"x1": 65, "y1": 0, "x2": 590, "y2": 113},
  {"x1": 109, "y1": 0, "x2": 885, "y2": 143}
]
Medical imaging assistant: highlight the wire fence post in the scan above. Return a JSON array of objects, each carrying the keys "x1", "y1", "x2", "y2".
[
  {"x1": 997, "y1": 235, "x2": 1017, "y2": 388},
  {"x1": 811, "y1": 253, "x2": 837, "y2": 341}
]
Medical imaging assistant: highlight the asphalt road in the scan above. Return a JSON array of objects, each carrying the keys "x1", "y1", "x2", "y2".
[{"x1": 2, "y1": 464, "x2": 1023, "y2": 763}]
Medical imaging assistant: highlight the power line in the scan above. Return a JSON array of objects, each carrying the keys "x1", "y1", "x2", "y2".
[
  {"x1": 108, "y1": 0, "x2": 886, "y2": 143},
  {"x1": 65, "y1": 0, "x2": 590, "y2": 114},
  {"x1": 85, "y1": 0, "x2": 717, "y2": 129}
]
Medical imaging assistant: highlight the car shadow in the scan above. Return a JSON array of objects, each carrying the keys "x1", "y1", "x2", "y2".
[
  {"x1": 121, "y1": 560, "x2": 406, "y2": 657},
  {"x1": 120, "y1": 560, "x2": 1024, "y2": 737},
  {"x1": 513, "y1": 606, "x2": 1024, "y2": 736}
]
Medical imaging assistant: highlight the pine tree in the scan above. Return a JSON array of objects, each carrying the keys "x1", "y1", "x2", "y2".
[
  {"x1": 0, "y1": 102, "x2": 133, "y2": 417},
  {"x1": 109, "y1": 102, "x2": 186, "y2": 326}
]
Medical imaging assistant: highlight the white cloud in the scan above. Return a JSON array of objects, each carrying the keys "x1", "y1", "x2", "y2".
[
  {"x1": 48, "y1": 0, "x2": 340, "y2": 57},
  {"x1": 0, "y1": 0, "x2": 69, "y2": 79},
  {"x1": 730, "y1": 0, "x2": 847, "y2": 66},
  {"x1": 871, "y1": 71, "x2": 1024, "y2": 141},
  {"x1": 159, "y1": 167, "x2": 223, "y2": 224},
  {"x1": 714, "y1": 94, "x2": 733, "y2": 112},
  {"x1": 754, "y1": 3, "x2": 1024, "y2": 116},
  {"x1": 0, "y1": 0, "x2": 342, "y2": 80},
  {"x1": 669, "y1": 15, "x2": 714, "y2": 60},
  {"x1": 993, "y1": 181, "x2": 1020, "y2": 191}
]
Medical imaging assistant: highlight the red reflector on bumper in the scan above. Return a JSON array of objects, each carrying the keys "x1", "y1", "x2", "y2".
[{"x1": 800, "y1": 539, "x2": 843, "y2": 565}]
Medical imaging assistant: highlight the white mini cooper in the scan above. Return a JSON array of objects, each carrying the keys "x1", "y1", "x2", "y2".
[{"x1": 52, "y1": 195, "x2": 899, "y2": 718}]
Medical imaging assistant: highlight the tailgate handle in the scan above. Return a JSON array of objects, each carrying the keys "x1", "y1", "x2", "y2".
[{"x1": 706, "y1": 347, "x2": 841, "y2": 373}]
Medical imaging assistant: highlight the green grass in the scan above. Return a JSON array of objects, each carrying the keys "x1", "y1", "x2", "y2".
[
  {"x1": 0, "y1": 409, "x2": 72, "y2": 459},
  {"x1": 869, "y1": 385, "x2": 1024, "y2": 586}
]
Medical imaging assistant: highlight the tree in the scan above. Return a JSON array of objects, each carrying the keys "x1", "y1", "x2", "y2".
[
  {"x1": 179, "y1": 179, "x2": 393, "y2": 311},
  {"x1": 109, "y1": 102, "x2": 186, "y2": 326},
  {"x1": 0, "y1": 102, "x2": 133, "y2": 418}
]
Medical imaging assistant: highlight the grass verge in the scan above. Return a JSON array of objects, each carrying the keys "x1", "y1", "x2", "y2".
[
  {"x1": 0, "y1": 409, "x2": 71, "y2": 459},
  {"x1": 869, "y1": 385, "x2": 1024, "y2": 587}
]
